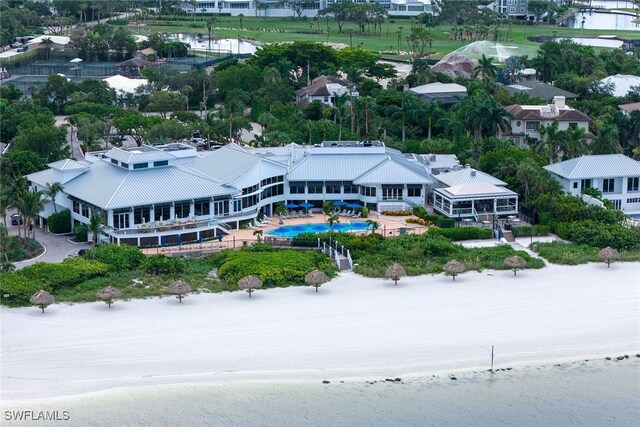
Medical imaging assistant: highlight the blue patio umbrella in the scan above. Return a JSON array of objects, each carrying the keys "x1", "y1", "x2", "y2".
[
  {"x1": 333, "y1": 201, "x2": 348, "y2": 206},
  {"x1": 299, "y1": 202, "x2": 314, "y2": 208},
  {"x1": 285, "y1": 203, "x2": 299, "y2": 209},
  {"x1": 346, "y1": 203, "x2": 362, "y2": 209}
]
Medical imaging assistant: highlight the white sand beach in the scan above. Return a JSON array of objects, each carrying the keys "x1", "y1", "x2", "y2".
[{"x1": 1, "y1": 262, "x2": 639, "y2": 401}]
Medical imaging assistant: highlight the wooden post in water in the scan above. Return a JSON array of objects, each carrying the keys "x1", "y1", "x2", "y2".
[{"x1": 490, "y1": 345, "x2": 495, "y2": 372}]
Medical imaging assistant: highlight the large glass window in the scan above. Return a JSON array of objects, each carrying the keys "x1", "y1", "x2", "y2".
[
  {"x1": 289, "y1": 182, "x2": 305, "y2": 194},
  {"x1": 407, "y1": 185, "x2": 422, "y2": 197},
  {"x1": 603, "y1": 178, "x2": 615, "y2": 194},
  {"x1": 81, "y1": 204, "x2": 90, "y2": 218},
  {"x1": 382, "y1": 185, "x2": 403, "y2": 201},
  {"x1": 360, "y1": 186, "x2": 377, "y2": 197},
  {"x1": 113, "y1": 209, "x2": 130, "y2": 229},
  {"x1": 307, "y1": 182, "x2": 323, "y2": 194},
  {"x1": 73, "y1": 200, "x2": 81, "y2": 214},
  {"x1": 213, "y1": 199, "x2": 229, "y2": 216},
  {"x1": 194, "y1": 198, "x2": 210, "y2": 216},
  {"x1": 628, "y1": 177, "x2": 639, "y2": 192},
  {"x1": 343, "y1": 181, "x2": 357, "y2": 194},
  {"x1": 581, "y1": 179, "x2": 592, "y2": 190},
  {"x1": 154, "y1": 203, "x2": 170, "y2": 221},
  {"x1": 525, "y1": 121, "x2": 540, "y2": 130},
  {"x1": 133, "y1": 206, "x2": 151, "y2": 224},
  {"x1": 174, "y1": 201, "x2": 190, "y2": 219},
  {"x1": 325, "y1": 181, "x2": 341, "y2": 194}
]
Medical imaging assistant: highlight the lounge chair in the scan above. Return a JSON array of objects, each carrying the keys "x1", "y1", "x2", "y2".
[{"x1": 352, "y1": 212, "x2": 362, "y2": 219}]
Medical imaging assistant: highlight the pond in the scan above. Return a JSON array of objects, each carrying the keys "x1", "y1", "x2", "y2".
[
  {"x1": 165, "y1": 33, "x2": 259, "y2": 55},
  {"x1": 589, "y1": 0, "x2": 637, "y2": 9},
  {"x1": 560, "y1": 11, "x2": 639, "y2": 31},
  {"x1": 554, "y1": 36, "x2": 624, "y2": 48}
]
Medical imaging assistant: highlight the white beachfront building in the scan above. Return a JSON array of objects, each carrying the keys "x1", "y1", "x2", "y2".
[
  {"x1": 27, "y1": 141, "x2": 517, "y2": 246},
  {"x1": 544, "y1": 154, "x2": 640, "y2": 212},
  {"x1": 181, "y1": 0, "x2": 437, "y2": 17}
]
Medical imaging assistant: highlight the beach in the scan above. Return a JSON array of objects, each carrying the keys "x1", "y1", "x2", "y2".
[{"x1": 1, "y1": 262, "x2": 639, "y2": 403}]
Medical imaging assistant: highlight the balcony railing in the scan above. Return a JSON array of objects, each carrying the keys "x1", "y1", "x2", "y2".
[{"x1": 104, "y1": 217, "x2": 221, "y2": 236}]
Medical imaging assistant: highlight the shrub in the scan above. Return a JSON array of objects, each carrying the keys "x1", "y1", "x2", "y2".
[
  {"x1": 382, "y1": 210, "x2": 412, "y2": 216},
  {"x1": 18, "y1": 258, "x2": 111, "y2": 291},
  {"x1": 512, "y1": 225, "x2": 550, "y2": 237},
  {"x1": 47, "y1": 209, "x2": 71, "y2": 233},
  {"x1": 436, "y1": 217, "x2": 456, "y2": 228},
  {"x1": 84, "y1": 244, "x2": 146, "y2": 270},
  {"x1": 406, "y1": 217, "x2": 429, "y2": 226},
  {"x1": 361, "y1": 206, "x2": 369, "y2": 218},
  {"x1": 428, "y1": 227, "x2": 493, "y2": 241},
  {"x1": 74, "y1": 224, "x2": 88, "y2": 242},
  {"x1": 142, "y1": 254, "x2": 185, "y2": 275},
  {"x1": 536, "y1": 241, "x2": 640, "y2": 265},
  {"x1": 555, "y1": 221, "x2": 640, "y2": 251},
  {"x1": 0, "y1": 273, "x2": 44, "y2": 306},
  {"x1": 412, "y1": 207, "x2": 427, "y2": 217},
  {"x1": 423, "y1": 213, "x2": 440, "y2": 222}
]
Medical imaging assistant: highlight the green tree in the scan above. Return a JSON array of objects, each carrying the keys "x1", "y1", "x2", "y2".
[
  {"x1": 591, "y1": 124, "x2": 622, "y2": 155},
  {"x1": 43, "y1": 182, "x2": 65, "y2": 213},
  {"x1": 40, "y1": 36, "x2": 54, "y2": 60},
  {"x1": 318, "y1": 1, "x2": 350, "y2": 33},
  {"x1": 539, "y1": 121, "x2": 563, "y2": 164},
  {"x1": 560, "y1": 126, "x2": 588, "y2": 160},
  {"x1": 473, "y1": 54, "x2": 498, "y2": 91},
  {"x1": 145, "y1": 91, "x2": 184, "y2": 118},
  {"x1": 423, "y1": 101, "x2": 443, "y2": 140},
  {"x1": 15, "y1": 189, "x2": 45, "y2": 240},
  {"x1": 88, "y1": 212, "x2": 104, "y2": 246},
  {"x1": 385, "y1": 94, "x2": 426, "y2": 142},
  {"x1": 11, "y1": 120, "x2": 69, "y2": 162}
]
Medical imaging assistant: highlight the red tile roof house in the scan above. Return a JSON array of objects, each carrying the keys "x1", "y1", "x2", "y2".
[
  {"x1": 295, "y1": 75, "x2": 359, "y2": 108},
  {"x1": 503, "y1": 96, "x2": 593, "y2": 147}
]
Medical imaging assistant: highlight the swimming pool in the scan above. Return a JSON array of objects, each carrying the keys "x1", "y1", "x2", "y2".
[
  {"x1": 628, "y1": 213, "x2": 640, "y2": 220},
  {"x1": 266, "y1": 222, "x2": 372, "y2": 238}
]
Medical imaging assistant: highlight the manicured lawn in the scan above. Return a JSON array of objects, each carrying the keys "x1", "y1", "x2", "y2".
[{"x1": 127, "y1": 16, "x2": 640, "y2": 60}]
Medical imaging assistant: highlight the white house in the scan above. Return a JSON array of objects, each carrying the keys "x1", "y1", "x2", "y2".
[
  {"x1": 27, "y1": 141, "x2": 517, "y2": 247},
  {"x1": 408, "y1": 82, "x2": 467, "y2": 107},
  {"x1": 504, "y1": 96, "x2": 591, "y2": 146},
  {"x1": 295, "y1": 75, "x2": 358, "y2": 108},
  {"x1": 544, "y1": 154, "x2": 640, "y2": 212}
]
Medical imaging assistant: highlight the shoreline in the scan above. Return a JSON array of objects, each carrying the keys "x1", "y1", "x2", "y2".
[{"x1": 2, "y1": 262, "x2": 639, "y2": 402}]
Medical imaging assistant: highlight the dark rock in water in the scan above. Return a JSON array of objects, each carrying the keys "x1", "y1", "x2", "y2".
[
  {"x1": 624, "y1": 355, "x2": 629, "y2": 359},
  {"x1": 605, "y1": 357, "x2": 611, "y2": 360},
  {"x1": 636, "y1": 354, "x2": 640, "y2": 358},
  {"x1": 395, "y1": 378, "x2": 402, "y2": 382},
  {"x1": 322, "y1": 380, "x2": 330, "y2": 384},
  {"x1": 506, "y1": 367, "x2": 512, "y2": 370},
  {"x1": 616, "y1": 356, "x2": 625, "y2": 361},
  {"x1": 585, "y1": 360, "x2": 589, "y2": 362},
  {"x1": 450, "y1": 377, "x2": 457, "y2": 380},
  {"x1": 385, "y1": 378, "x2": 395, "y2": 382},
  {"x1": 340, "y1": 381, "x2": 344, "y2": 383}
]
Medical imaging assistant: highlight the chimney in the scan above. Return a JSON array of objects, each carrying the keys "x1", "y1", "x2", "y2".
[
  {"x1": 553, "y1": 96, "x2": 566, "y2": 109},
  {"x1": 465, "y1": 163, "x2": 470, "y2": 168},
  {"x1": 470, "y1": 169, "x2": 476, "y2": 177},
  {"x1": 430, "y1": 154, "x2": 436, "y2": 161}
]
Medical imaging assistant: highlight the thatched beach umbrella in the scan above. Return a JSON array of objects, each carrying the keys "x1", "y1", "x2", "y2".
[
  {"x1": 305, "y1": 270, "x2": 329, "y2": 292},
  {"x1": 598, "y1": 247, "x2": 620, "y2": 268},
  {"x1": 443, "y1": 260, "x2": 465, "y2": 281},
  {"x1": 504, "y1": 255, "x2": 527, "y2": 276},
  {"x1": 30, "y1": 290, "x2": 54, "y2": 314},
  {"x1": 238, "y1": 275, "x2": 263, "y2": 298},
  {"x1": 96, "y1": 286, "x2": 122, "y2": 309},
  {"x1": 386, "y1": 263, "x2": 406, "y2": 286},
  {"x1": 165, "y1": 280, "x2": 191, "y2": 303}
]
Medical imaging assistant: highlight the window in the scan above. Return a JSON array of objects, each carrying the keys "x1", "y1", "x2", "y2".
[
  {"x1": 360, "y1": 186, "x2": 376, "y2": 197},
  {"x1": 581, "y1": 179, "x2": 592, "y2": 190},
  {"x1": 343, "y1": 181, "x2": 357, "y2": 194},
  {"x1": 407, "y1": 185, "x2": 422, "y2": 198},
  {"x1": 242, "y1": 184, "x2": 259, "y2": 195},
  {"x1": 525, "y1": 121, "x2": 540, "y2": 131},
  {"x1": 82, "y1": 204, "x2": 90, "y2": 218},
  {"x1": 194, "y1": 198, "x2": 210, "y2": 216},
  {"x1": 154, "y1": 203, "x2": 170, "y2": 221},
  {"x1": 289, "y1": 182, "x2": 305, "y2": 194},
  {"x1": 307, "y1": 182, "x2": 323, "y2": 194},
  {"x1": 113, "y1": 209, "x2": 130, "y2": 229},
  {"x1": 628, "y1": 177, "x2": 639, "y2": 192},
  {"x1": 111, "y1": 159, "x2": 118, "y2": 165},
  {"x1": 325, "y1": 181, "x2": 341, "y2": 194},
  {"x1": 174, "y1": 201, "x2": 190, "y2": 219},
  {"x1": 382, "y1": 185, "x2": 403, "y2": 201},
  {"x1": 213, "y1": 198, "x2": 229, "y2": 216},
  {"x1": 573, "y1": 182, "x2": 578, "y2": 189},
  {"x1": 120, "y1": 162, "x2": 129, "y2": 169},
  {"x1": 627, "y1": 197, "x2": 640, "y2": 204},
  {"x1": 242, "y1": 194, "x2": 258, "y2": 209},
  {"x1": 73, "y1": 200, "x2": 81, "y2": 214},
  {"x1": 603, "y1": 178, "x2": 615, "y2": 194},
  {"x1": 568, "y1": 122, "x2": 578, "y2": 129},
  {"x1": 154, "y1": 160, "x2": 169, "y2": 167},
  {"x1": 233, "y1": 200, "x2": 242, "y2": 212},
  {"x1": 510, "y1": 7, "x2": 515, "y2": 12},
  {"x1": 133, "y1": 206, "x2": 151, "y2": 224},
  {"x1": 133, "y1": 163, "x2": 148, "y2": 169}
]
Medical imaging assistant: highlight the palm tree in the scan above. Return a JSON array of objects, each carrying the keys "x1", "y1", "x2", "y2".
[
  {"x1": 40, "y1": 37, "x2": 54, "y2": 60},
  {"x1": 473, "y1": 54, "x2": 498, "y2": 90},
  {"x1": 366, "y1": 219, "x2": 380, "y2": 234},
  {"x1": 533, "y1": 52, "x2": 557, "y2": 83},
  {"x1": 423, "y1": 101, "x2": 443, "y2": 140},
  {"x1": 43, "y1": 182, "x2": 64, "y2": 213},
  {"x1": 385, "y1": 94, "x2": 425, "y2": 142},
  {"x1": 88, "y1": 212, "x2": 104, "y2": 246},
  {"x1": 16, "y1": 189, "x2": 45, "y2": 240},
  {"x1": 438, "y1": 113, "x2": 466, "y2": 145},
  {"x1": 180, "y1": 85, "x2": 193, "y2": 111},
  {"x1": 539, "y1": 121, "x2": 563, "y2": 164},
  {"x1": 592, "y1": 124, "x2": 622, "y2": 155},
  {"x1": 257, "y1": 112, "x2": 277, "y2": 133},
  {"x1": 327, "y1": 213, "x2": 340, "y2": 227},
  {"x1": 253, "y1": 229, "x2": 263, "y2": 242},
  {"x1": 560, "y1": 127, "x2": 588, "y2": 160}
]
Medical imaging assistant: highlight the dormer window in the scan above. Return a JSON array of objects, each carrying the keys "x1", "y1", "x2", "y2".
[
  {"x1": 121, "y1": 162, "x2": 129, "y2": 168},
  {"x1": 133, "y1": 163, "x2": 148, "y2": 169},
  {"x1": 111, "y1": 159, "x2": 118, "y2": 165},
  {"x1": 154, "y1": 160, "x2": 169, "y2": 167}
]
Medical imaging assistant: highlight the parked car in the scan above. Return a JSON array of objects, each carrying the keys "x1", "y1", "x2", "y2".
[
  {"x1": 16, "y1": 46, "x2": 28, "y2": 52},
  {"x1": 10, "y1": 42, "x2": 21, "y2": 48},
  {"x1": 11, "y1": 214, "x2": 23, "y2": 225}
]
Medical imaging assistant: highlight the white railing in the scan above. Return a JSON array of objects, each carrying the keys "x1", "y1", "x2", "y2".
[
  {"x1": 472, "y1": 207, "x2": 479, "y2": 222},
  {"x1": 346, "y1": 249, "x2": 353, "y2": 270}
]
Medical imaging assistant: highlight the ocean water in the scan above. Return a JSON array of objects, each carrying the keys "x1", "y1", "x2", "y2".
[{"x1": 3, "y1": 358, "x2": 639, "y2": 427}]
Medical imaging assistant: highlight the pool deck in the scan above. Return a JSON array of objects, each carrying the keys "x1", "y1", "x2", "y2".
[{"x1": 141, "y1": 212, "x2": 427, "y2": 256}]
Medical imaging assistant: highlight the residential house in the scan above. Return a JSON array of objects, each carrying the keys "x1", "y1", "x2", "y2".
[
  {"x1": 407, "y1": 82, "x2": 467, "y2": 107},
  {"x1": 504, "y1": 80, "x2": 578, "y2": 102},
  {"x1": 600, "y1": 74, "x2": 640, "y2": 98},
  {"x1": 295, "y1": 75, "x2": 359, "y2": 108},
  {"x1": 504, "y1": 96, "x2": 591, "y2": 146},
  {"x1": 618, "y1": 102, "x2": 640, "y2": 117},
  {"x1": 544, "y1": 154, "x2": 640, "y2": 212}
]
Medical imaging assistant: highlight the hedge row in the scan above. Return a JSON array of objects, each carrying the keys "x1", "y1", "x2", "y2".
[
  {"x1": 428, "y1": 227, "x2": 493, "y2": 241},
  {"x1": 554, "y1": 220, "x2": 640, "y2": 251},
  {"x1": 84, "y1": 244, "x2": 146, "y2": 270},
  {"x1": 18, "y1": 258, "x2": 112, "y2": 290},
  {"x1": 48, "y1": 209, "x2": 71, "y2": 234},
  {"x1": 512, "y1": 225, "x2": 551, "y2": 237}
]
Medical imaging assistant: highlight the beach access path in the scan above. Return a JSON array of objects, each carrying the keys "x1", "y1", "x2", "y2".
[{"x1": 1, "y1": 262, "x2": 639, "y2": 401}]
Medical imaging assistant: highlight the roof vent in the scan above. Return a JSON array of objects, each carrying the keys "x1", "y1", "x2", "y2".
[
  {"x1": 430, "y1": 154, "x2": 436, "y2": 161},
  {"x1": 470, "y1": 170, "x2": 476, "y2": 177},
  {"x1": 465, "y1": 163, "x2": 470, "y2": 168}
]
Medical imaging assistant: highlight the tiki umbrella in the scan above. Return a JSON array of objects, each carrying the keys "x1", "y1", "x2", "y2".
[
  {"x1": 443, "y1": 260, "x2": 465, "y2": 281},
  {"x1": 30, "y1": 290, "x2": 54, "y2": 314},
  {"x1": 96, "y1": 286, "x2": 123, "y2": 309},
  {"x1": 386, "y1": 263, "x2": 406, "y2": 286},
  {"x1": 165, "y1": 280, "x2": 191, "y2": 303},
  {"x1": 238, "y1": 275, "x2": 263, "y2": 298},
  {"x1": 305, "y1": 269, "x2": 329, "y2": 292},
  {"x1": 598, "y1": 247, "x2": 620, "y2": 268},
  {"x1": 504, "y1": 255, "x2": 527, "y2": 276}
]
